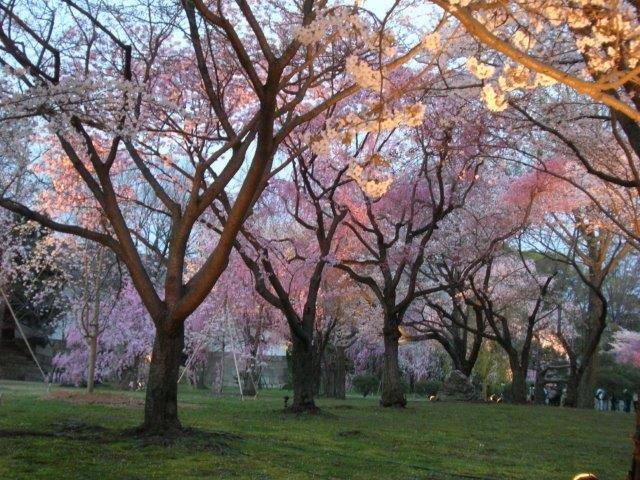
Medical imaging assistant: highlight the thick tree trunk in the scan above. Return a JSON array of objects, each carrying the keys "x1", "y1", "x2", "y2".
[
  {"x1": 380, "y1": 325, "x2": 406, "y2": 408},
  {"x1": 510, "y1": 362, "x2": 528, "y2": 404},
  {"x1": 563, "y1": 369, "x2": 580, "y2": 408},
  {"x1": 290, "y1": 336, "x2": 318, "y2": 412},
  {"x1": 577, "y1": 354, "x2": 598, "y2": 409},
  {"x1": 143, "y1": 325, "x2": 184, "y2": 434},
  {"x1": 86, "y1": 335, "x2": 98, "y2": 394},
  {"x1": 575, "y1": 266, "x2": 605, "y2": 409}
]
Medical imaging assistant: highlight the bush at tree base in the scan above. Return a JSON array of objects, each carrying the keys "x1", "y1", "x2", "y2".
[
  {"x1": 352, "y1": 374, "x2": 379, "y2": 397},
  {"x1": 414, "y1": 379, "x2": 443, "y2": 397}
]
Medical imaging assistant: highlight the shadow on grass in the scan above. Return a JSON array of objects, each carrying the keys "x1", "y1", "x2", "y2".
[
  {"x1": 0, "y1": 419, "x2": 243, "y2": 455},
  {"x1": 278, "y1": 407, "x2": 339, "y2": 420}
]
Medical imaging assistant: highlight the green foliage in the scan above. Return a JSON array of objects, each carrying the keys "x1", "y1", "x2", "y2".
[
  {"x1": 598, "y1": 353, "x2": 640, "y2": 396},
  {"x1": 414, "y1": 379, "x2": 443, "y2": 397},
  {"x1": 400, "y1": 377, "x2": 410, "y2": 394},
  {"x1": 352, "y1": 374, "x2": 379, "y2": 397},
  {"x1": 473, "y1": 342, "x2": 511, "y2": 398}
]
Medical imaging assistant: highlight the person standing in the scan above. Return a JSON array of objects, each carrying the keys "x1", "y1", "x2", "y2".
[
  {"x1": 623, "y1": 389, "x2": 633, "y2": 413},
  {"x1": 595, "y1": 388, "x2": 606, "y2": 411}
]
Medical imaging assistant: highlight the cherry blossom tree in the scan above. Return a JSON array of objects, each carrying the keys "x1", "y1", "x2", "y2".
[
  {"x1": 219, "y1": 150, "x2": 351, "y2": 411},
  {"x1": 183, "y1": 255, "x2": 284, "y2": 395},
  {"x1": 431, "y1": 1, "x2": 640, "y2": 127},
  {"x1": 333, "y1": 95, "x2": 491, "y2": 407},
  {"x1": 611, "y1": 328, "x2": 640, "y2": 368},
  {"x1": 404, "y1": 278, "x2": 485, "y2": 378},
  {"x1": 403, "y1": 175, "x2": 520, "y2": 378},
  {"x1": 66, "y1": 242, "x2": 121, "y2": 393},
  {"x1": 528, "y1": 216, "x2": 629, "y2": 407},
  {"x1": 464, "y1": 252, "x2": 557, "y2": 403},
  {"x1": 54, "y1": 281, "x2": 155, "y2": 388},
  {"x1": 316, "y1": 269, "x2": 374, "y2": 399},
  {"x1": 0, "y1": 0, "x2": 431, "y2": 432}
]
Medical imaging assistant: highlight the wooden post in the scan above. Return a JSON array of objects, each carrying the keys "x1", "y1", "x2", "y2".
[{"x1": 630, "y1": 400, "x2": 640, "y2": 480}]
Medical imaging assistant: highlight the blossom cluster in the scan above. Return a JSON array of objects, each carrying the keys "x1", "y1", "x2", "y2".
[
  {"x1": 294, "y1": 7, "x2": 362, "y2": 46},
  {"x1": 345, "y1": 55, "x2": 383, "y2": 90}
]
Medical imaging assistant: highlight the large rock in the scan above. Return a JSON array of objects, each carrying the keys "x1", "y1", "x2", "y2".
[{"x1": 438, "y1": 370, "x2": 480, "y2": 402}]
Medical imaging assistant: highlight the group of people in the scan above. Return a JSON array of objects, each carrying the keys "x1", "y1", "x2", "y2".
[
  {"x1": 595, "y1": 388, "x2": 636, "y2": 412},
  {"x1": 527, "y1": 384, "x2": 636, "y2": 411},
  {"x1": 526, "y1": 384, "x2": 564, "y2": 405}
]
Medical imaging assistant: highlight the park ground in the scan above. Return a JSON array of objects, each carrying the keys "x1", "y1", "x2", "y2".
[{"x1": 0, "y1": 381, "x2": 633, "y2": 480}]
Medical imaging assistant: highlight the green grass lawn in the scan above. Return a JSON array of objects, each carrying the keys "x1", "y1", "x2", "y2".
[{"x1": 0, "y1": 380, "x2": 632, "y2": 479}]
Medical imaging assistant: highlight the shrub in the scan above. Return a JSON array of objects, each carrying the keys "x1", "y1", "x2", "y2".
[
  {"x1": 352, "y1": 374, "x2": 379, "y2": 397},
  {"x1": 400, "y1": 378, "x2": 410, "y2": 394},
  {"x1": 414, "y1": 379, "x2": 443, "y2": 397}
]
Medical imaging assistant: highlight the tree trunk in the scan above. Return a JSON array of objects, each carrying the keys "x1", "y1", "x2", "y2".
[
  {"x1": 86, "y1": 335, "x2": 98, "y2": 394},
  {"x1": 320, "y1": 346, "x2": 347, "y2": 399},
  {"x1": 320, "y1": 347, "x2": 335, "y2": 398},
  {"x1": 213, "y1": 339, "x2": 225, "y2": 395},
  {"x1": 0, "y1": 299, "x2": 14, "y2": 342},
  {"x1": 193, "y1": 363, "x2": 206, "y2": 389},
  {"x1": 534, "y1": 374, "x2": 546, "y2": 405},
  {"x1": 290, "y1": 335, "x2": 318, "y2": 412},
  {"x1": 460, "y1": 361, "x2": 474, "y2": 378},
  {"x1": 380, "y1": 325, "x2": 406, "y2": 408},
  {"x1": 564, "y1": 370, "x2": 580, "y2": 408},
  {"x1": 510, "y1": 362, "x2": 528, "y2": 404},
  {"x1": 143, "y1": 324, "x2": 184, "y2": 434},
  {"x1": 577, "y1": 354, "x2": 598, "y2": 409},
  {"x1": 312, "y1": 350, "x2": 322, "y2": 396},
  {"x1": 334, "y1": 346, "x2": 346, "y2": 400},
  {"x1": 241, "y1": 363, "x2": 257, "y2": 396},
  {"x1": 575, "y1": 268, "x2": 605, "y2": 409}
]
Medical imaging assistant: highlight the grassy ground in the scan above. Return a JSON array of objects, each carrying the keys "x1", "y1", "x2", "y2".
[{"x1": 0, "y1": 380, "x2": 633, "y2": 480}]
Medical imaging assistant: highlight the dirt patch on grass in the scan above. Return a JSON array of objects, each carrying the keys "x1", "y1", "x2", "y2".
[{"x1": 44, "y1": 391, "x2": 143, "y2": 407}]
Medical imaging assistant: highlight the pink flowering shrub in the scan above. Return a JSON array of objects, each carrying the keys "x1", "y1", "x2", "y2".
[
  {"x1": 611, "y1": 329, "x2": 640, "y2": 368},
  {"x1": 53, "y1": 282, "x2": 154, "y2": 387}
]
